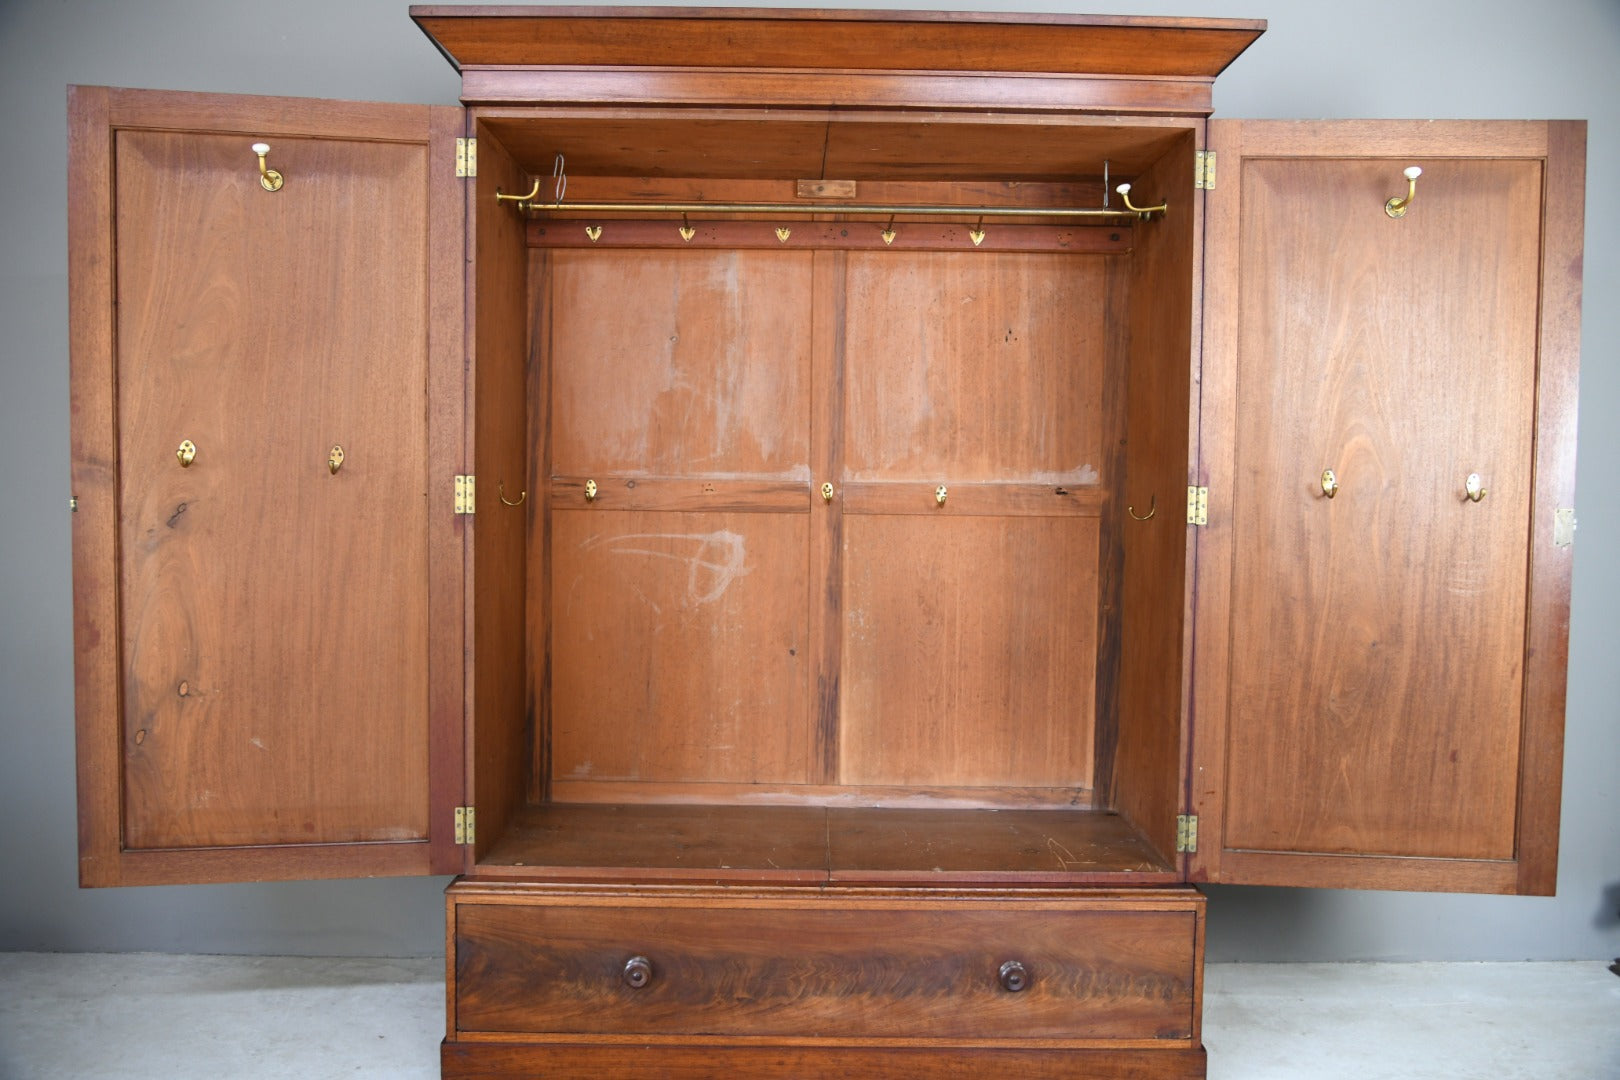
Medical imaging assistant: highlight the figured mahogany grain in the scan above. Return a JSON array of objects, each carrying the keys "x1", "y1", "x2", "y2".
[
  {"x1": 113, "y1": 127, "x2": 431, "y2": 851},
  {"x1": 454, "y1": 900, "x2": 1197, "y2": 1040}
]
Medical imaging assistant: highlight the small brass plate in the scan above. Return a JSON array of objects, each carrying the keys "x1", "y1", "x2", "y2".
[{"x1": 796, "y1": 179, "x2": 857, "y2": 199}]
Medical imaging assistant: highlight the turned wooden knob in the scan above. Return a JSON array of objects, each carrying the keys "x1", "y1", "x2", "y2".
[
  {"x1": 998, "y1": 960, "x2": 1028, "y2": 993},
  {"x1": 622, "y1": 955, "x2": 653, "y2": 989}
]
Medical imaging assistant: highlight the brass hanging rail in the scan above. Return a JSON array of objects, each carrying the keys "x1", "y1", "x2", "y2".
[
  {"x1": 500, "y1": 192, "x2": 1166, "y2": 221},
  {"x1": 491, "y1": 153, "x2": 1167, "y2": 220}
]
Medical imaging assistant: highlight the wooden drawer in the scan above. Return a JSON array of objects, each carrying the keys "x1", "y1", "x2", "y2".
[{"x1": 449, "y1": 885, "x2": 1203, "y2": 1046}]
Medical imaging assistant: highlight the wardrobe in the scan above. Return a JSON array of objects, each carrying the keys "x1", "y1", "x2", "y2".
[{"x1": 67, "y1": 8, "x2": 1584, "y2": 1077}]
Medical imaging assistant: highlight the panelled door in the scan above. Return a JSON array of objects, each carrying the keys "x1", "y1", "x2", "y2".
[
  {"x1": 68, "y1": 88, "x2": 466, "y2": 885},
  {"x1": 1191, "y1": 121, "x2": 1584, "y2": 894}
]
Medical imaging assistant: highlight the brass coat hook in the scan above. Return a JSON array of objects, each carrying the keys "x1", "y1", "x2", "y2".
[
  {"x1": 495, "y1": 177, "x2": 542, "y2": 205},
  {"x1": 1320, "y1": 469, "x2": 1339, "y2": 499},
  {"x1": 1127, "y1": 494, "x2": 1157, "y2": 521},
  {"x1": 935, "y1": 485, "x2": 948, "y2": 506},
  {"x1": 584, "y1": 479, "x2": 598, "y2": 502},
  {"x1": 176, "y1": 439, "x2": 197, "y2": 467},
  {"x1": 499, "y1": 481, "x2": 526, "y2": 506},
  {"x1": 251, "y1": 143, "x2": 283, "y2": 192},
  {"x1": 328, "y1": 445, "x2": 345, "y2": 474},
  {"x1": 1114, "y1": 183, "x2": 1167, "y2": 217},
  {"x1": 1385, "y1": 166, "x2": 1422, "y2": 218},
  {"x1": 1464, "y1": 473, "x2": 1487, "y2": 503}
]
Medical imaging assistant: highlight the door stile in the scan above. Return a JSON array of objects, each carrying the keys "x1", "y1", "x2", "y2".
[{"x1": 428, "y1": 104, "x2": 471, "y2": 875}]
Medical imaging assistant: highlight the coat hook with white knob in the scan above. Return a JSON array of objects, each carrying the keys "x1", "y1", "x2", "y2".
[
  {"x1": 1115, "y1": 182, "x2": 1167, "y2": 218},
  {"x1": 1385, "y1": 166, "x2": 1422, "y2": 218},
  {"x1": 251, "y1": 143, "x2": 284, "y2": 192}
]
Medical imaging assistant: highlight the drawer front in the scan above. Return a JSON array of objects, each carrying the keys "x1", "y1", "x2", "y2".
[{"x1": 453, "y1": 892, "x2": 1200, "y2": 1043}]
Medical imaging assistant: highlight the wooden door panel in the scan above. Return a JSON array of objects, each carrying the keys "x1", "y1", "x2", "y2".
[
  {"x1": 69, "y1": 88, "x2": 465, "y2": 884},
  {"x1": 839, "y1": 515, "x2": 1097, "y2": 790},
  {"x1": 549, "y1": 510, "x2": 813, "y2": 791},
  {"x1": 1223, "y1": 157, "x2": 1540, "y2": 860},
  {"x1": 115, "y1": 129, "x2": 431, "y2": 850},
  {"x1": 1192, "y1": 121, "x2": 1584, "y2": 893}
]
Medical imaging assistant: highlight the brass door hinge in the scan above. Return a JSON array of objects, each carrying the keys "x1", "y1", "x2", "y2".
[
  {"x1": 455, "y1": 475, "x2": 476, "y2": 515},
  {"x1": 454, "y1": 806, "x2": 476, "y2": 845},
  {"x1": 1176, "y1": 814, "x2": 1199, "y2": 854},
  {"x1": 1195, "y1": 150, "x2": 1216, "y2": 190},
  {"x1": 456, "y1": 137, "x2": 477, "y2": 178},
  {"x1": 1187, "y1": 486, "x2": 1208, "y2": 526}
]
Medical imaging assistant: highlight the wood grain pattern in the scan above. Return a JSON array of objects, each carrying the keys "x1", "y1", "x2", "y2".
[
  {"x1": 470, "y1": 125, "x2": 531, "y2": 865},
  {"x1": 454, "y1": 901, "x2": 1197, "y2": 1040},
  {"x1": 519, "y1": 172, "x2": 1112, "y2": 210},
  {"x1": 549, "y1": 477, "x2": 808, "y2": 513},
  {"x1": 826, "y1": 808, "x2": 1174, "y2": 883},
  {"x1": 474, "y1": 803, "x2": 831, "y2": 882},
  {"x1": 1110, "y1": 130, "x2": 1199, "y2": 862},
  {"x1": 840, "y1": 482, "x2": 1104, "y2": 517},
  {"x1": 414, "y1": 9, "x2": 1263, "y2": 78},
  {"x1": 844, "y1": 252, "x2": 1107, "y2": 484},
  {"x1": 71, "y1": 87, "x2": 453, "y2": 885},
  {"x1": 529, "y1": 220, "x2": 1130, "y2": 254},
  {"x1": 547, "y1": 249, "x2": 812, "y2": 480},
  {"x1": 839, "y1": 515, "x2": 1097, "y2": 790},
  {"x1": 1223, "y1": 156, "x2": 1539, "y2": 861},
  {"x1": 1191, "y1": 122, "x2": 1579, "y2": 893},
  {"x1": 808, "y1": 251, "x2": 847, "y2": 784},
  {"x1": 442, "y1": 1043, "x2": 1207, "y2": 1080},
  {"x1": 481, "y1": 111, "x2": 1190, "y2": 183},
  {"x1": 1513, "y1": 120, "x2": 1585, "y2": 895},
  {"x1": 68, "y1": 84, "x2": 122, "y2": 886},
  {"x1": 543, "y1": 781, "x2": 1098, "y2": 810},
  {"x1": 426, "y1": 105, "x2": 470, "y2": 874},
  {"x1": 113, "y1": 128, "x2": 430, "y2": 850},
  {"x1": 549, "y1": 510, "x2": 811, "y2": 786},
  {"x1": 467, "y1": 803, "x2": 1173, "y2": 882},
  {"x1": 458, "y1": 68, "x2": 1218, "y2": 117}
]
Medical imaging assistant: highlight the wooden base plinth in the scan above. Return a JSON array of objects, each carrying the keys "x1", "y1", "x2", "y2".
[{"x1": 442, "y1": 1041, "x2": 1208, "y2": 1079}]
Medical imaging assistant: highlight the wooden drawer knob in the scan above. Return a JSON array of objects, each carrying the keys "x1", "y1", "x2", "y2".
[
  {"x1": 998, "y1": 960, "x2": 1029, "y2": 993},
  {"x1": 622, "y1": 955, "x2": 653, "y2": 989}
]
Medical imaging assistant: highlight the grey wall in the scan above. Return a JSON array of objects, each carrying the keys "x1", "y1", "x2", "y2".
[{"x1": 1, "y1": 0, "x2": 1615, "y2": 961}]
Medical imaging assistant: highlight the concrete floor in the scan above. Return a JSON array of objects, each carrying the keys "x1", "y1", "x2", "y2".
[{"x1": 0, "y1": 954, "x2": 1615, "y2": 1078}]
